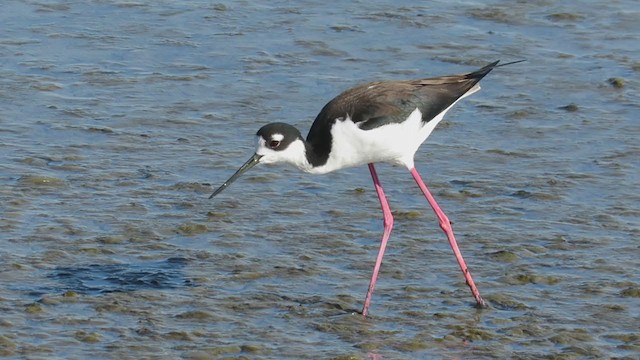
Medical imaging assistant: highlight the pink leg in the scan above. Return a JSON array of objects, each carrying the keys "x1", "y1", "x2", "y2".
[
  {"x1": 362, "y1": 163, "x2": 394, "y2": 317},
  {"x1": 410, "y1": 167, "x2": 487, "y2": 307}
]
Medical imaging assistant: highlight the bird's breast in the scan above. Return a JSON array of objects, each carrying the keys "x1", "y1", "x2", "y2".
[{"x1": 307, "y1": 108, "x2": 435, "y2": 173}]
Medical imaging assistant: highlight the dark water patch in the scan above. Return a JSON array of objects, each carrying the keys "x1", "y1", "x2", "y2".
[
  {"x1": 607, "y1": 77, "x2": 625, "y2": 88},
  {"x1": 35, "y1": 3, "x2": 71, "y2": 12},
  {"x1": 391, "y1": 210, "x2": 423, "y2": 220},
  {"x1": 24, "y1": 302, "x2": 44, "y2": 314},
  {"x1": 294, "y1": 40, "x2": 349, "y2": 57},
  {"x1": 509, "y1": 189, "x2": 563, "y2": 201},
  {"x1": 546, "y1": 13, "x2": 586, "y2": 22},
  {"x1": 182, "y1": 343, "x2": 267, "y2": 359},
  {"x1": 484, "y1": 293, "x2": 528, "y2": 311},
  {"x1": 504, "y1": 273, "x2": 562, "y2": 286},
  {"x1": 175, "y1": 309, "x2": 219, "y2": 321},
  {"x1": 176, "y1": 222, "x2": 209, "y2": 235},
  {"x1": 48, "y1": 257, "x2": 194, "y2": 295},
  {"x1": 467, "y1": 7, "x2": 525, "y2": 25},
  {"x1": 17, "y1": 175, "x2": 66, "y2": 187},
  {"x1": 619, "y1": 287, "x2": 640, "y2": 298},
  {"x1": 558, "y1": 103, "x2": 579, "y2": 112},
  {"x1": 330, "y1": 24, "x2": 363, "y2": 33},
  {"x1": 75, "y1": 331, "x2": 101, "y2": 343},
  {"x1": 488, "y1": 250, "x2": 519, "y2": 263}
]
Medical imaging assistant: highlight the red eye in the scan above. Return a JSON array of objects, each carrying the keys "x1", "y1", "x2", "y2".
[{"x1": 269, "y1": 140, "x2": 280, "y2": 148}]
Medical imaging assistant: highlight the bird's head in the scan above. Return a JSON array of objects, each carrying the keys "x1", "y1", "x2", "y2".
[
  {"x1": 254, "y1": 122, "x2": 306, "y2": 165},
  {"x1": 209, "y1": 122, "x2": 306, "y2": 198}
]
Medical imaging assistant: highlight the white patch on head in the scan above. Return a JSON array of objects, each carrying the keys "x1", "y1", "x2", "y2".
[{"x1": 271, "y1": 133, "x2": 284, "y2": 142}]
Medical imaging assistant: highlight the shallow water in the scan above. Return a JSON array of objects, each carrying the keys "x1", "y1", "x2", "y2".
[{"x1": 1, "y1": 0, "x2": 639, "y2": 358}]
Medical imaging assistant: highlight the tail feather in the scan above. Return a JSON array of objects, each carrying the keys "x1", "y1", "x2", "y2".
[
  {"x1": 467, "y1": 59, "x2": 526, "y2": 80},
  {"x1": 495, "y1": 59, "x2": 527, "y2": 67}
]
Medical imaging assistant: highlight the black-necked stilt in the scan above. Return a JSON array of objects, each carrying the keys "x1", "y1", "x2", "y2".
[{"x1": 211, "y1": 60, "x2": 523, "y2": 316}]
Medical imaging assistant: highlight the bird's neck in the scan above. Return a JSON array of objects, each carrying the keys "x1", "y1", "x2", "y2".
[
  {"x1": 274, "y1": 139, "x2": 329, "y2": 174},
  {"x1": 301, "y1": 141, "x2": 325, "y2": 171},
  {"x1": 269, "y1": 138, "x2": 317, "y2": 174}
]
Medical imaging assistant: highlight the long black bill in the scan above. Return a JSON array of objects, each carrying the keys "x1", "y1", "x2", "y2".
[{"x1": 209, "y1": 153, "x2": 263, "y2": 198}]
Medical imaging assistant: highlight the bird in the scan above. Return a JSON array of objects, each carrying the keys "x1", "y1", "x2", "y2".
[{"x1": 210, "y1": 60, "x2": 523, "y2": 316}]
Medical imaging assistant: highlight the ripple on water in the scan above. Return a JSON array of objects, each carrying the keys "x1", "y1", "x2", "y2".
[{"x1": 1, "y1": 0, "x2": 639, "y2": 358}]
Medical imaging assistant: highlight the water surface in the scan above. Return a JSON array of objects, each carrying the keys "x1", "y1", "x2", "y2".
[{"x1": 1, "y1": 0, "x2": 639, "y2": 358}]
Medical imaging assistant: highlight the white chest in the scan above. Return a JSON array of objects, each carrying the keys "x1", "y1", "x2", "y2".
[{"x1": 308, "y1": 107, "x2": 443, "y2": 173}]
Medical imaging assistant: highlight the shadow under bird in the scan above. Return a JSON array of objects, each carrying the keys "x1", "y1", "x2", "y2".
[{"x1": 210, "y1": 60, "x2": 524, "y2": 316}]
